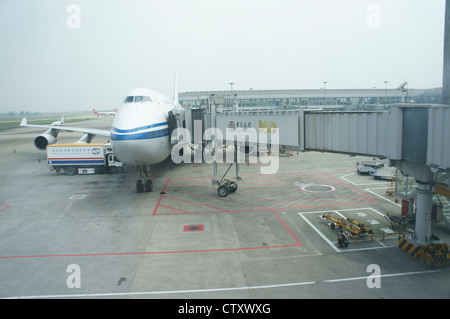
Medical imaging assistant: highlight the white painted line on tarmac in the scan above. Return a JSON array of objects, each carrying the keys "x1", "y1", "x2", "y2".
[
  {"x1": 298, "y1": 213, "x2": 340, "y2": 253},
  {"x1": 69, "y1": 195, "x2": 86, "y2": 200},
  {"x1": 4, "y1": 269, "x2": 440, "y2": 299},
  {"x1": 298, "y1": 208, "x2": 395, "y2": 252},
  {"x1": 365, "y1": 188, "x2": 401, "y2": 207},
  {"x1": 340, "y1": 173, "x2": 385, "y2": 186}
]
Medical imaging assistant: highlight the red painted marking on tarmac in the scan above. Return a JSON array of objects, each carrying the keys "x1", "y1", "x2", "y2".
[
  {"x1": 159, "y1": 205, "x2": 192, "y2": 214},
  {"x1": 157, "y1": 207, "x2": 271, "y2": 216},
  {"x1": 162, "y1": 195, "x2": 229, "y2": 211},
  {"x1": 3, "y1": 168, "x2": 382, "y2": 260},
  {"x1": 0, "y1": 244, "x2": 303, "y2": 260},
  {"x1": 168, "y1": 177, "x2": 372, "y2": 207},
  {"x1": 0, "y1": 210, "x2": 302, "y2": 259},
  {"x1": 166, "y1": 183, "x2": 268, "y2": 210},
  {"x1": 271, "y1": 209, "x2": 302, "y2": 246},
  {"x1": 153, "y1": 178, "x2": 170, "y2": 215},
  {"x1": 0, "y1": 203, "x2": 10, "y2": 213},
  {"x1": 183, "y1": 225, "x2": 204, "y2": 232},
  {"x1": 167, "y1": 182, "x2": 312, "y2": 208}
]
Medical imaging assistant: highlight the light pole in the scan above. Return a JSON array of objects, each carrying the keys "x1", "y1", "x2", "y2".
[
  {"x1": 323, "y1": 81, "x2": 328, "y2": 105},
  {"x1": 229, "y1": 82, "x2": 234, "y2": 108},
  {"x1": 384, "y1": 81, "x2": 389, "y2": 104}
]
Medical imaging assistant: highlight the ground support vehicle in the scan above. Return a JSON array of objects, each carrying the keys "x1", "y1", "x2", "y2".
[{"x1": 47, "y1": 143, "x2": 124, "y2": 175}]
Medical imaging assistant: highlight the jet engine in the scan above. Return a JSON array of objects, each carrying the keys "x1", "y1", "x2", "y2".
[
  {"x1": 34, "y1": 133, "x2": 57, "y2": 150},
  {"x1": 34, "y1": 129, "x2": 59, "y2": 150}
]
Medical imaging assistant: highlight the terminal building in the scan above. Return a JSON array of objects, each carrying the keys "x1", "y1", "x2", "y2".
[{"x1": 179, "y1": 87, "x2": 443, "y2": 111}]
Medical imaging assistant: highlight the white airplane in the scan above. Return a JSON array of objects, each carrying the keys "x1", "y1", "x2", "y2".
[
  {"x1": 20, "y1": 82, "x2": 183, "y2": 193},
  {"x1": 93, "y1": 108, "x2": 117, "y2": 117}
]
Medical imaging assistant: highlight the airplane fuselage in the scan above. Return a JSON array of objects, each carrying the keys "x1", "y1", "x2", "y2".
[{"x1": 110, "y1": 88, "x2": 180, "y2": 166}]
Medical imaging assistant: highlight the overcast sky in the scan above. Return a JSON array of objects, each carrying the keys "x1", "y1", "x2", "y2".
[{"x1": 0, "y1": 0, "x2": 446, "y2": 112}]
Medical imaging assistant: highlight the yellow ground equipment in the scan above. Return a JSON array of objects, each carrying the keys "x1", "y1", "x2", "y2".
[
  {"x1": 385, "y1": 168, "x2": 397, "y2": 196},
  {"x1": 322, "y1": 212, "x2": 374, "y2": 242},
  {"x1": 346, "y1": 218, "x2": 374, "y2": 235}
]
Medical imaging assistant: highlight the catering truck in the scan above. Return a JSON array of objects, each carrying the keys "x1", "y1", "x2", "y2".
[{"x1": 46, "y1": 143, "x2": 124, "y2": 175}]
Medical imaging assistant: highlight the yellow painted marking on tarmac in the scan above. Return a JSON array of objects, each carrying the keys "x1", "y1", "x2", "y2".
[{"x1": 150, "y1": 163, "x2": 163, "y2": 180}]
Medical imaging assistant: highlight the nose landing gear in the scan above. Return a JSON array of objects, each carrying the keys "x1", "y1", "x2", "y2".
[
  {"x1": 136, "y1": 165, "x2": 153, "y2": 193},
  {"x1": 136, "y1": 179, "x2": 153, "y2": 193}
]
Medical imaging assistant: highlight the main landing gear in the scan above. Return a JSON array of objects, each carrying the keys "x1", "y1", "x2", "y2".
[{"x1": 136, "y1": 165, "x2": 153, "y2": 193}]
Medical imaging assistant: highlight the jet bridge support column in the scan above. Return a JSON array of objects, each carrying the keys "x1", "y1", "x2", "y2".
[
  {"x1": 416, "y1": 182, "x2": 433, "y2": 243},
  {"x1": 235, "y1": 141, "x2": 241, "y2": 180},
  {"x1": 210, "y1": 95, "x2": 218, "y2": 185},
  {"x1": 395, "y1": 159, "x2": 435, "y2": 244}
]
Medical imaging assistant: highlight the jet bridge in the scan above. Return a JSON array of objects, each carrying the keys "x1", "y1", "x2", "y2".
[
  {"x1": 170, "y1": 102, "x2": 450, "y2": 244},
  {"x1": 173, "y1": 108, "x2": 305, "y2": 150},
  {"x1": 303, "y1": 111, "x2": 391, "y2": 158},
  {"x1": 177, "y1": 103, "x2": 449, "y2": 170},
  {"x1": 306, "y1": 104, "x2": 450, "y2": 245},
  {"x1": 169, "y1": 101, "x2": 307, "y2": 197},
  {"x1": 303, "y1": 105, "x2": 450, "y2": 171}
]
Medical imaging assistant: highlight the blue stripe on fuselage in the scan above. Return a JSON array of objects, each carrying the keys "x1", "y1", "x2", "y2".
[
  {"x1": 111, "y1": 128, "x2": 169, "y2": 141},
  {"x1": 111, "y1": 122, "x2": 168, "y2": 134}
]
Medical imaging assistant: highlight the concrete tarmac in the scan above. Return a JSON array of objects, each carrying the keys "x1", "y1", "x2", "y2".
[{"x1": 0, "y1": 117, "x2": 449, "y2": 299}]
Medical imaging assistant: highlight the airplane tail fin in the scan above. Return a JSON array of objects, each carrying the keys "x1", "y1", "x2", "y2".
[
  {"x1": 50, "y1": 116, "x2": 64, "y2": 126},
  {"x1": 173, "y1": 68, "x2": 179, "y2": 105}
]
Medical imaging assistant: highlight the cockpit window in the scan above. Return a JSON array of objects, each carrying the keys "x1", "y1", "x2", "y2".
[
  {"x1": 124, "y1": 96, "x2": 134, "y2": 103},
  {"x1": 124, "y1": 96, "x2": 152, "y2": 103}
]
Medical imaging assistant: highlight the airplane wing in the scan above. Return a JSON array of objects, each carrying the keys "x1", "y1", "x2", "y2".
[
  {"x1": 20, "y1": 118, "x2": 111, "y2": 137},
  {"x1": 20, "y1": 117, "x2": 111, "y2": 149}
]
